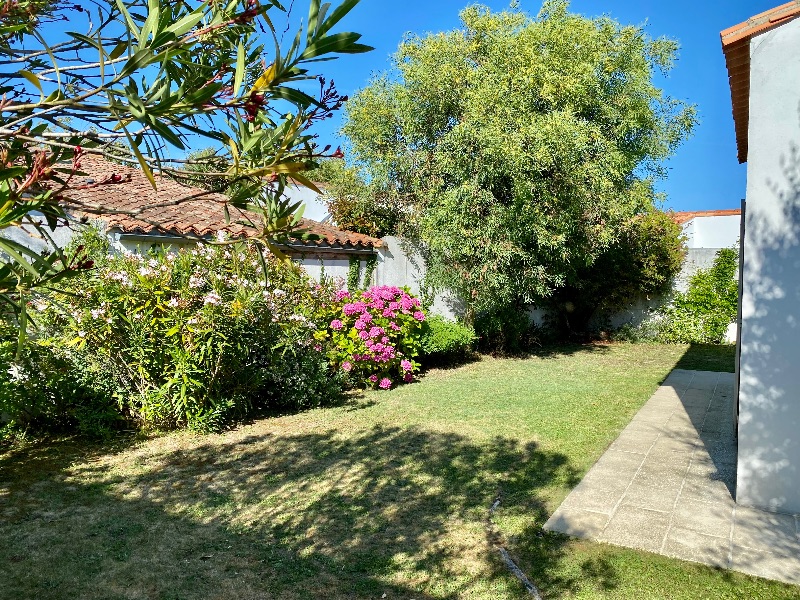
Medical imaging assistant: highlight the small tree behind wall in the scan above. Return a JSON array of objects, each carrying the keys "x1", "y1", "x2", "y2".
[{"x1": 656, "y1": 247, "x2": 739, "y2": 344}]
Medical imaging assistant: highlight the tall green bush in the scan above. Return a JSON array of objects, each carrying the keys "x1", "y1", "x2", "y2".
[
  {"x1": 25, "y1": 238, "x2": 343, "y2": 433},
  {"x1": 340, "y1": 2, "x2": 696, "y2": 322}
]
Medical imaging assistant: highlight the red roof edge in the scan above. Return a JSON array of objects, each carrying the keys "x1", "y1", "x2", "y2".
[
  {"x1": 670, "y1": 209, "x2": 742, "y2": 225},
  {"x1": 721, "y1": 2, "x2": 800, "y2": 164}
]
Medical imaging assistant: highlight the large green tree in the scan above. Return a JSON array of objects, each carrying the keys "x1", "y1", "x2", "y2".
[{"x1": 340, "y1": 1, "x2": 695, "y2": 324}]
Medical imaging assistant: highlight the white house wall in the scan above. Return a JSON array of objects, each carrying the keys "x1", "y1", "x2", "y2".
[
  {"x1": 375, "y1": 236, "x2": 461, "y2": 320},
  {"x1": 682, "y1": 215, "x2": 740, "y2": 249},
  {"x1": 293, "y1": 256, "x2": 351, "y2": 285},
  {"x1": 737, "y1": 18, "x2": 800, "y2": 514},
  {"x1": 286, "y1": 184, "x2": 331, "y2": 223}
]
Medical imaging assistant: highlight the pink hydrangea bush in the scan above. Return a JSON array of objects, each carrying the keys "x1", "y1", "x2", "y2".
[{"x1": 318, "y1": 286, "x2": 425, "y2": 389}]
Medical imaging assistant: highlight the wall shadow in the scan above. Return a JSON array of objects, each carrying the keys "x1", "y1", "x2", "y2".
[
  {"x1": 735, "y1": 137, "x2": 800, "y2": 512},
  {"x1": 0, "y1": 426, "x2": 593, "y2": 599}
]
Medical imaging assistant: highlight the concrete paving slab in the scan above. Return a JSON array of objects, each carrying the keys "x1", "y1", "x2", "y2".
[
  {"x1": 543, "y1": 369, "x2": 800, "y2": 588},
  {"x1": 545, "y1": 508, "x2": 609, "y2": 538},
  {"x1": 600, "y1": 506, "x2": 671, "y2": 553},
  {"x1": 733, "y1": 506, "x2": 800, "y2": 557},
  {"x1": 620, "y1": 481, "x2": 680, "y2": 513},
  {"x1": 662, "y1": 527, "x2": 730, "y2": 569},
  {"x1": 732, "y1": 546, "x2": 800, "y2": 585},
  {"x1": 672, "y1": 500, "x2": 734, "y2": 538}
]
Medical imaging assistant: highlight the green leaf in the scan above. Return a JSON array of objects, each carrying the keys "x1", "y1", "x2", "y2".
[
  {"x1": 108, "y1": 41, "x2": 129, "y2": 60},
  {"x1": 316, "y1": 0, "x2": 361, "y2": 39},
  {"x1": 307, "y1": 0, "x2": 321, "y2": 45},
  {"x1": 165, "y1": 6, "x2": 205, "y2": 37},
  {"x1": 233, "y1": 41, "x2": 245, "y2": 98},
  {"x1": 122, "y1": 127, "x2": 157, "y2": 191},
  {"x1": 119, "y1": 48, "x2": 155, "y2": 79},
  {"x1": 269, "y1": 86, "x2": 321, "y2": 109},
  {"x1": 18, "y1": 70, "x2": 42, "y2": 94},
  {"x1": 140, "y1": 0, "x2": 161, "y2": 46},
  {"x1": 299, "y1": 32, "x2": 369, "y2": 60},
  {"x1": 115, "y1": 0, "x2": 141, "y2": 41}
]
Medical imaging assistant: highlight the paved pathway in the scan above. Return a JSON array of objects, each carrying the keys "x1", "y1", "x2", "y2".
[{"x1": 544, "y1": 369, "x2": 800, "y2": 586}]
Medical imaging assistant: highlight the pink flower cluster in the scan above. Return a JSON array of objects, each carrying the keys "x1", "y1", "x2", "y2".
[{"x1": 327, "y1": 286, "x2": 425, "y2": 390}]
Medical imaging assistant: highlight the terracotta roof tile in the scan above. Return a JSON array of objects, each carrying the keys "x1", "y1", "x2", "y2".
[
  {"x1": 63, "y1": 154, "x2": 381, "y2": 251},
  {"x1": 721, "y1": 2, "x2": 800, "y2": 163},
  {"x1": 670, "y1": 209, "x2": 742, "y2": 225}
]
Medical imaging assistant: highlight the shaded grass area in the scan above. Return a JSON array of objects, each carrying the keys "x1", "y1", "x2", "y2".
[
  {"x1": 1, "y1": 343, "x2": 795, "y2": 599},
  {"x1": 674, "y1": 343, "x2": 736, "y2": 373}
]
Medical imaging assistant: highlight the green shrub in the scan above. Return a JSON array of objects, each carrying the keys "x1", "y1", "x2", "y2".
[
  {"x1": 474, "y1": 304, "x2": 540, "y2": 354},
  {"x1": 31, "y1": 237, "x2": 344, "y2": 432},
  {"x1": 654, "y1": 247, "x2": 738, "y2": 344},
  {"x1": 0, "y1": 322, "x2": 121, "y2": 438},
  {"x1": 419, "y1": 315, "x2": 476, "y2": 366}
]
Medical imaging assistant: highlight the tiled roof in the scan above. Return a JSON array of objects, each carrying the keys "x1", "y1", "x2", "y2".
[
  {"x1": 671, "y1": 209, "x2": 742, "y2": 225},
  {"x1": 721, "y1": 1, "x2": 800, "y2": 163},
  {"x1": 62, "y1": 154, "x2": 381, "y2": 251}
]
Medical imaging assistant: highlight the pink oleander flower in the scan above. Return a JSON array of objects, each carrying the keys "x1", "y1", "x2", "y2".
[
  {"x1": 390, "y1": 322, "x2": 402, "y2": 331},
  {"x1": 381, "y1": 336, "x2": 390, "y2": 343},
  {"x1": 382, "y1": 308, "x2": 397, "y2": 318},
  {"x1": 389, "y1": 301, "x2": 401, "y2": 310},
  {"x1": 358, "y1": 330, "x2": 370, "y2": 340},
  {"x1": 361, "y1": 312, "x2": 373, "y2": 323},
  {"x1": 372, "y1": 299, "x2": 386, "y2": 310},
  {"x1": 379, "y1": 377, "x2": 392, "y2": 390},
  {"x1": 369, "y1": 374, "x2": 379, "y2": 383},
  {"x1": 401, "y1": 297, "x2": 414, "y2": 311},
  {"x1": 369, "y1": 326, "x2": 384, "y2": 338},
  {"x1": 355, "y1": 320, "x2": 366, "y2": 330},
  {"x1": 314, "y1": 344, "x2": 322, "y2": 352},
  {"x1": 404, "y1": 373, "x2": 414, "y2": 383},
  {"x1": 341, "y1": 361, "x2": 353, "y2": 372},
  {"x1": 331, "y1": 319, "x2": 343, "y2": 330},
  {"x1": 335, "y1": 290, "x2": 351, "y2": 301},
  {"x1": 413, "y1": 311, "x2": 425, "y2": 322},
  {"x1": 401, "y1": 359, "x2": 413, "y2": 372}
]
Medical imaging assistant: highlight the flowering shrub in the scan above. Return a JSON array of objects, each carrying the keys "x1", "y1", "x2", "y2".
[
  {"x1": 318, "y1": 286, "x2": 425, "y2": 389},
  {"x1": 32, "y1": 234, "x2": 343, "y2": 432}
]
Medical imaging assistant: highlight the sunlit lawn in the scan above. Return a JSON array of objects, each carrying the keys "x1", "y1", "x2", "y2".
[{"x1": 2, "y1": 342, "x2": 796, "y2": 599}]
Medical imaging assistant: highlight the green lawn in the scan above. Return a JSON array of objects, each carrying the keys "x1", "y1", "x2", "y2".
[{"x1": 1, "y1": 343, "x2": 797, "y2": 599}]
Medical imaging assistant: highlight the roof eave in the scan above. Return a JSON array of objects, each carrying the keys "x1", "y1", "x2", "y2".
[{"x1": 721, "y1": 1, "x2": 800, "y2": 164}]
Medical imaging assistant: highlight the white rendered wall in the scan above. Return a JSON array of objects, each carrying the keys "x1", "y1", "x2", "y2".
[
  {"x1": 374, "y1": 236, "x2": 462, "y2": 320},
  {"x1": 737, "y1": 19, "x2": 800, "y2": 514},
  {"x1": 682, "y1": 215, "x2": 740, "y2": 249},
  {"x1": 285, "y1": 184, "x2": 331, "y2": 223},
  {"x1": 293, "y1": 256, "x2": 351, "y2": 285}
]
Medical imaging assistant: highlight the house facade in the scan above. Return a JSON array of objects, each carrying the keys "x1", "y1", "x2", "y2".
[
  {"x1": 722, "y1": 1, "x2": 800, "y2": 514},
  {"x1": 41, "y1": 154, "x2": 383, "y2": 285}
]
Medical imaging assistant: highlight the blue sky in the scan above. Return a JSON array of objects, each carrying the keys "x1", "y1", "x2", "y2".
[{"x1": 309, "y1": 0, "x2": 781, "y2": 213}]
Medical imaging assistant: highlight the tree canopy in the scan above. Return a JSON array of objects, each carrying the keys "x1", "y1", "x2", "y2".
[
  {"x1": 0, "y1": 0, "x2": 370, "y2": 350},
  {"x1": 339, "y1": 1, "x2": 695, "y2": 323}
]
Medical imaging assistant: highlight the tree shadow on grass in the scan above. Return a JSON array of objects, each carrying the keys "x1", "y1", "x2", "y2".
[{"x1": 0, "y1": 425, "x2": 607, "y2": 599}]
